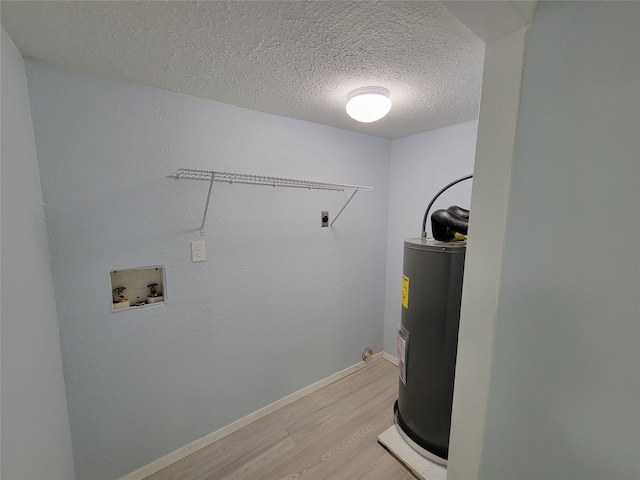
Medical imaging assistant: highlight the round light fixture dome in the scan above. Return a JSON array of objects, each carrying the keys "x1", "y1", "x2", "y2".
[{"x1": 346, "y1": 86, "x2": 392, "y2": 123}]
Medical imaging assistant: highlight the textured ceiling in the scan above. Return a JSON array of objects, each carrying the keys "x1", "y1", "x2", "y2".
[{"x1": 1, "y1": 1, "x2": 485, "y2": 139}]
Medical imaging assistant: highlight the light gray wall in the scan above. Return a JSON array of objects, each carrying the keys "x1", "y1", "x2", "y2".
[
  {"x1": 383, "y1": 122, "x2": 477, "y2": 354},
  {"x1": 0, "y1": 27, "x2": 75, "y2": 480},
  {"x1": 479, "y1": 2, "x2": 639, "y2": 479},
  {"x1": 24, "y1": 61, "x2": 390, "y2": 479}
]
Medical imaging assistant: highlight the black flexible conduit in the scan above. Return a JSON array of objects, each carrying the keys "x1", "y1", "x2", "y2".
[{"x1": 421, "y1": 174, "x2": 474, "y2": 237}]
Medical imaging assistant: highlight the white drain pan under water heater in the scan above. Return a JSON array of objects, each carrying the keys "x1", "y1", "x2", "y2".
[{"x1": 394, "y1": 175, "x2": 471, "y2": 466}]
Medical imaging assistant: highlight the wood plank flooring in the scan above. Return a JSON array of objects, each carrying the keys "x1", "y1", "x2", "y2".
[{"x1": 146, "y1": 359, "x2": 415, "y2": 480}]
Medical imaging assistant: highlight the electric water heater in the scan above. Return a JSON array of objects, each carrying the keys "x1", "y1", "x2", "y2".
[
  {"x1": 395, "y1": 238, "x2": 466, "y2": 465},
  {"x1": 394, "y1": 174, "x2": 472, "y2": 466}
]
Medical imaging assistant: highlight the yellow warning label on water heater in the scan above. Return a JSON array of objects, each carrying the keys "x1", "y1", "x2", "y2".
[{"x1": 402, "y1": 275, "x2": 409, "y2": 309}]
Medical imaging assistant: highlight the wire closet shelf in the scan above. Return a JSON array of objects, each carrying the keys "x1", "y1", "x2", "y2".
[
  {"x1": 172, "y1": 168, "x2": 373, "y2": 234},
  {"x1": 174, "y1": 168, "x2": 373, "y2": 192}
]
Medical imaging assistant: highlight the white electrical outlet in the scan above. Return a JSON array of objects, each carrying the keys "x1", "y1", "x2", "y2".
[{"x1": 191, "y1": 241, "x2": 206, "y2": 262}]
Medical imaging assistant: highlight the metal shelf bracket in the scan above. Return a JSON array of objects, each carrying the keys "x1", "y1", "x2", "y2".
[
  {"x1": 200, "y1": 175, "x2": 215, "y2": 236},
  {"x1": 330, "y1": 190, "x2": 358, "y2": 227}
]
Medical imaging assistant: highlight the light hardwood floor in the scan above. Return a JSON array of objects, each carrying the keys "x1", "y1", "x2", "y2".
[{"x1": 146, "y1": 358, "x2": 415, "y2": 480}]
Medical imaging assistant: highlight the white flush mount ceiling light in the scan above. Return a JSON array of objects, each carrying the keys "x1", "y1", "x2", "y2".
[{"x1": 346, "y1": 86, "x2": 392, "y2": 123}]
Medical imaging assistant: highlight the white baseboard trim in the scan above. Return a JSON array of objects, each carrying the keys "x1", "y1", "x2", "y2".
[
  {"x1": 383, "y1": 351, "x2": 398, "y2": 366},
  {"x1": 120, "y1": 352, "x2": 384, "y2": 480}
]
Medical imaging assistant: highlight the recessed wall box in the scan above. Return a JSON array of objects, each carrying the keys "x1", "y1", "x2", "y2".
[{"x1": 110, "y1": 266, "x2": 166, "y2": 312}]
